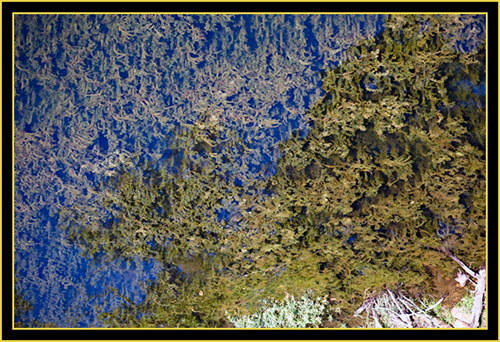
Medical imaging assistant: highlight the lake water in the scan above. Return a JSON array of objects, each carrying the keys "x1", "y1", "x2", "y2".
[{"x1": 13, "y1": 13, "x2": 484, "y2": 327}]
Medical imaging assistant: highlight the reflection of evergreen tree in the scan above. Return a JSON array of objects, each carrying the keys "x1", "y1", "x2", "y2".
[
  {"x1": 251, "y1": 14, "x2": 486, "y2": 317},
  {"x1": 14, "y1": 15, "x2": 389, "y2": 326},
  {"x1": 15, "y1": 293, "x2": 37, "y2": 328},
  {"x1": 62, "y1": 14, "x2": 486, "y2": 327}
]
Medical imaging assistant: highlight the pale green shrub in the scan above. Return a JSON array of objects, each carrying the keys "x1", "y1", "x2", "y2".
[{"x1": 227, "y1": 292, "x2": 327, "y2": 328}]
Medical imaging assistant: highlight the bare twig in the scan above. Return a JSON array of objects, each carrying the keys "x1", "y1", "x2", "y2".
[
  {"x1": 355, "y1": 288, "x2": 459, "y2": 328},
  {"x1": 441, "y1": 247, "x2": 478, "y2": 279},
  {"x1": 354, "y1": 298, "x2": 373, "y2": 317},
  {"x1": 371, "y1": 307, "x2": 382, "y2": 328},
  {"x1": 387, "y1": 289, "x2": 412, "y2": 327},
  {"x1": 423, "y1": 296, "x2": 445, "y2": 313}
]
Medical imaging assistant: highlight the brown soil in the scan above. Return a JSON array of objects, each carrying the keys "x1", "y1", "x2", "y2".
[{"x1": 428, "y1": 266, "x2": 468, "y2": 307}]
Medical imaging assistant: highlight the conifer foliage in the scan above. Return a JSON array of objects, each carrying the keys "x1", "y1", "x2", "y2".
[{"x1": 62, "y1": 15, "x2": 486, "y2": 327}]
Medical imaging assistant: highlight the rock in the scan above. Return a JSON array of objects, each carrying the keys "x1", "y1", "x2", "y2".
[
  {"x1": 453, "y1": 319, "x2": 471, "y2": 328},
  {"x1": 430, "y1": 317, "x2": 453, "y2": 328},
  {"x1": 451, "y1": 307, "x2": 472, "y2": 324},
  {"x1": 455, "y1": 272, "x2": 468, "y2": 287}
]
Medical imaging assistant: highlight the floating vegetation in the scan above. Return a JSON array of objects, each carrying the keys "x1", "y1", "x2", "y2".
[{"x1": 14, "y1": 13, "x2": 485, "y2": 327}]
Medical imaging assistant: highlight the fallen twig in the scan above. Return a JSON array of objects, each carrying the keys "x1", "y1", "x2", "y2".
[{"x1": 354, "y1": 289, "x2": 446, "y2": 328}]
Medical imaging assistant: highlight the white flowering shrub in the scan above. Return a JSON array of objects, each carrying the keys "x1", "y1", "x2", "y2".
[{"x1": 227, "y1": 292, "x2": 328, "y2": 328}]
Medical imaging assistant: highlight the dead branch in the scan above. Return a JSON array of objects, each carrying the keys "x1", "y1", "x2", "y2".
[
  {"x1": 441, "y1": 247, "x2": 478, "y2": 279},
  {"x1": 470, "y1": 266, "x2": 486, "y2": 328}
]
